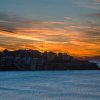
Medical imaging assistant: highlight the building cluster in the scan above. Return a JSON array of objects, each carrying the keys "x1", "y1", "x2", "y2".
[{"x1": 0, "y1": 49, "x2": 99, "y2": 70}]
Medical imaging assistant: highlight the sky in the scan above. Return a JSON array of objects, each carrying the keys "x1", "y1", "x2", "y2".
[{"x1": 0, "y1": 0, "x2": 100, "y2": 57}]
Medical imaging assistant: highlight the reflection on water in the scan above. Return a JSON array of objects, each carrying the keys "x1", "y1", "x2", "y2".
[{"x1": 0, "y1": 71, "x2": 100, "y2": 100}]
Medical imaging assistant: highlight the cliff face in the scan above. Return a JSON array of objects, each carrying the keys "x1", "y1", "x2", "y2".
[{"x1": 0, "y1": 50, "x2": 99, "y2": 70}]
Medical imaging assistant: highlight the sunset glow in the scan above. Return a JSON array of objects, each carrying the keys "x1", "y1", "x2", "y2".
[{"x1": 0, "y1": 0, "x2": 100, "y2": 57}]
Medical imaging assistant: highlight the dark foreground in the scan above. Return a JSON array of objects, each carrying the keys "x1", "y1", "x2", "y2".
[{"x1": 0, "y1": 49, "x2": 99, "y2": 70}]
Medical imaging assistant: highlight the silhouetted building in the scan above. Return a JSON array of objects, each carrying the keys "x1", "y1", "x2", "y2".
[{"x1": 0, "y1": 49, "x2": 99, "y2": 70}]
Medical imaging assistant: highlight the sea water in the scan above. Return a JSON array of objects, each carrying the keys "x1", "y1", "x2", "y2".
[{"x1": 0, "y1": 71, "x2": 100, "y2": 100}]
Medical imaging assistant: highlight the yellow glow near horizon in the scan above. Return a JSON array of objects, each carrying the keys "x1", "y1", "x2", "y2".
[{"x1": 0, "y1": 20, "x2": 100, "y2": 58}]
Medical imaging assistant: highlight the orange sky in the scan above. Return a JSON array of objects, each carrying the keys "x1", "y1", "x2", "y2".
[
  {"x1": 0, "y1": 19, "x2": 100, "y2": 57},
  {"x1": 0, "y1": 0, "x2": 100, "y2": 57}
]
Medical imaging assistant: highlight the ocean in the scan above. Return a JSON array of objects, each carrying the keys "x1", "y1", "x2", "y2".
[{"x1": 0, "y1": 71, "x2": 100, "y2": 100}]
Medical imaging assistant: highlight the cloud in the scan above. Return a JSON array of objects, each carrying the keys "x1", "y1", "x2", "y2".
[
  {"x1": 0, "y1": 34, "x2": 41, "y2": 51},
  {"x1": 64, "y1": 17, "x2": 74, "y2": 20},
  {"x1": 0, "y1": 12, "x2": 100, "y2": 57},
  {"x1": 86, "y1": 13, "x2": 100, "y2": 18},
  {"x1": 0, "y1": 12, "x2": 18, "y2": 22},
  {"x1": 0, "y1": 13, "x2": 17, "y2": 33},
  {"x1": 74, "y1": 0, "x2": 100, "y2": 9},
  {"x1": 74, "y1": 21, "x2": 100, "y2": 42},
  {"x1": 0, "y1": 13, "x2": 69, "y2": 45},
  {"x1": 0, "y1": 12, "x2": 32, "y2": 33},
  {"x1": 96, "y1": 0, "x2": 100, "y2": 2}
]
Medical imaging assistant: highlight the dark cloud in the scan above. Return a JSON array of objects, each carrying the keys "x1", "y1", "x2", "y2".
[
  {"x1": 71, "y1": 20, "x2": 100, "y2": 46},
  {"x1": 0, "y1": 12, "x2": 32, "y2": 33},
  {"x1": 0, "y1": 12, "x2": 19, "y2": 22},
  {"x1": 0, "y1": 12, "x2": 20, "y2": 33},
  {"x1": 0, "y1": 22, "x2": 16, "y2": 33},
  {"x1": 86, "y1": 13, "x2": 100, "y2": 18},
  {"x1": 81, "y1": 24, "x2": 100, "y2": 44},
  {"x1": 85, "y1": 30, "x2": 100, "y2": 37}
]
